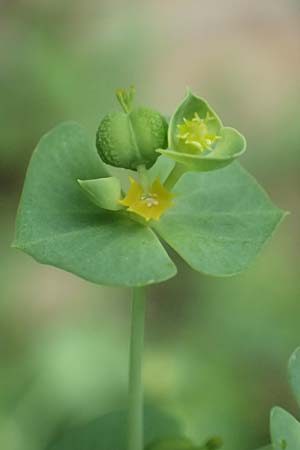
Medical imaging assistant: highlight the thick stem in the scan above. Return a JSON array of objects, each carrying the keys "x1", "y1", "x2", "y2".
[
  {"x1": 128, "y1": 287, "x2": 147, "y2": 450},
  {"x1": 163, "y1": 162, "x2": 186, "y2": 190}
]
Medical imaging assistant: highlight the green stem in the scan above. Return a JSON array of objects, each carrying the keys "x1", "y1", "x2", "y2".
[
  {"x1": 128, "y1": 287, "x2": 147, "y2": 450},
  {"x1": 163, "y1": 162, "x2": 186, "y2": 190},
  {"x1": 137, "y1": 164, "x2": 151, "y2": 193}
]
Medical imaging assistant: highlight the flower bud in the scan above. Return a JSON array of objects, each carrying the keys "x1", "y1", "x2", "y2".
[{"x1": 96, "y1": 87, "x2": 168, "y2": 170}]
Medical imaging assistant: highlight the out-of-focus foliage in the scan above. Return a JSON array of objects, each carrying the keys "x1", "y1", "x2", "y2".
[
  {"x1": 48, "y1": 407, "x2": 182, "y2": 450},
  {"x1": 1, "y1": 1, "x2": 300, "y2": 450}
]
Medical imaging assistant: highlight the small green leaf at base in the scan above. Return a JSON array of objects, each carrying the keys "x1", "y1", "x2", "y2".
[
  {"x1": 270, "y1": 407, "x2": 300, "y2": 450},
  {"x1": 288, "y1": 347, "x2": 300, "y2": 407},
  {"x1": 78, "y1": 177, "x2": 123, "y2": 211}
]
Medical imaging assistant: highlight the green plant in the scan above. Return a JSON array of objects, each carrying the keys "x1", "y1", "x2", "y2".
[{"x1": 13, "y1": 87, "x2": 286, "y2": 449}]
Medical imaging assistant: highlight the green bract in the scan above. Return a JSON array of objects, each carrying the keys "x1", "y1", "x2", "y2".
[
  {"x1": 158, "y1": 89, "x2": 246, "y2": 172},
  {"x1": 77, "y1": 177, "x2": 123, "y2": 211},
  {"x1": 13, "y1": 122, "x2": 176, "y2": 287},
  {"x1": 13, "y1": 121, "x2": 285, "y2": 287},
  {"x1": 96, "y1": 87, "x2": 168, "y2": 170}
]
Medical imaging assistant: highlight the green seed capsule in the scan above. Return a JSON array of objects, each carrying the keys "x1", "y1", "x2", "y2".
[{"x1": 96, "y1": 88, "x2": 168, "y2": 170}]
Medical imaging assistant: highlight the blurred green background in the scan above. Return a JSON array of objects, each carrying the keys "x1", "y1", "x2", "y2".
[{"x1": 1, "y1": 1, "x2": 299, "y2": 449}]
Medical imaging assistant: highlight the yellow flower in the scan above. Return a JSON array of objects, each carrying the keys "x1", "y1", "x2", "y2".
[
  {"x1": 119, "y1": 177, "x2": 175, "y2": 221},
  {"x1": 177, "y1": 112, "x2": 221, "y2": 153}
]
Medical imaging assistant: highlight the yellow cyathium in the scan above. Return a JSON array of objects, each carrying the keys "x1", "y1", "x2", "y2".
[{"x1": 119, "y1": 177, "x2": 175, "y2": 221}]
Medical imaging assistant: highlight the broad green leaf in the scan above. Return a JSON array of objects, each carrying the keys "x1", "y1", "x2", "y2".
[
  {"x1": 13, "y1": 122, "x2": 176, "y2": 286},
  {"x1": 78, "y1": 177, "x2": 123, "y2": 211},
  {"x1": 163, "y1": 90, "x2": 246, "y2": 172},
  {"x1": 48, "y1": 407, "x2": 182, "y2": 450},
  {"x1": 158, "y1": 127, "x2": 246, "y2": 172},
  {"x1": 288, "y1": 347, "x2": 300, "y2": 406},
  {"x1": 154, "y1": 163, "x2": 286, "y2": 276},
  {"x1": 270, "y1": 407, "x2": 300, "y2": 449}
]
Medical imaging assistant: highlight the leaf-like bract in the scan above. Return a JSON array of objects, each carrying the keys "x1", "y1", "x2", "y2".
[
  {"x1": 154, "y1": 163, "x2": 286, "y2": 276},
  {"x1": 13, "y1": 122, "x2": 176, "y2": 286}
]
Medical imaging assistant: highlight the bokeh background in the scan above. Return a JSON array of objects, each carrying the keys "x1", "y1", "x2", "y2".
[{"x1": 1, "y1": 1, "x2": 300, "y2": 449}]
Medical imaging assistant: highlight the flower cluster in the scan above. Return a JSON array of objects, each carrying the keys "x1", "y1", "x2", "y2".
[
  {"x1": 119, "y1": 177, "x2": 175, "y2": 221},
  {"x1": 92, "y1": 87, "x2": 246, "y2": 222},
  {"x1": 13, "y1": 86, "x2": 284, "y2": 287}
]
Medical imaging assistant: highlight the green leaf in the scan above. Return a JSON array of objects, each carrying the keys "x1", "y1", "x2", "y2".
[
  {"x1": 48, "y1": 407, "x2": 183, "y2": 450},
  {"x1": 78, "y1": 177, "x2": 123, "y2": 211},
  {"x1": 161, "y1": 89, "x2": 246, "y2": 172},
  {"x1": 154, "y1": 163, "x2": 286, "y2": 276},
  {"x1": 270, "y1": 407, "x2": 300, "y2": 449},
  {"x1": 288, "y1": 347, "x2": 300, "y2": 406},
  {"x1": 159, "y1": 127, "x2": 246, "y2": 172},
  {"x1": 13, "y1": 122, "x2": 176, "y2": 287}
]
